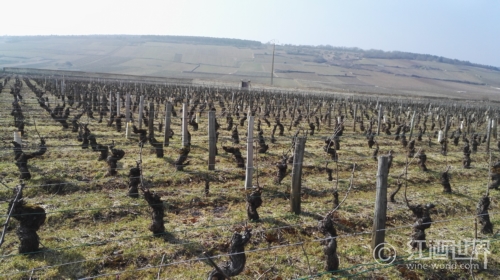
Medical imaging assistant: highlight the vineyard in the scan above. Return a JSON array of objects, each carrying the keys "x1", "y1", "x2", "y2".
[{"x1": 0, "y1": 69, "x2": 499, "y2": 279}]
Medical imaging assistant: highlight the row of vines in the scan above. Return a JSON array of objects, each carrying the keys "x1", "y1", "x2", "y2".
[{"x1": 0, "y1": 71, "x2": 499, "y2": 279}]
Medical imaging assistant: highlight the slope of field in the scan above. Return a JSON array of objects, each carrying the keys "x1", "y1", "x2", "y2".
[{"x1": 1, "y1": 35, "x2": 500, "y2": 101}]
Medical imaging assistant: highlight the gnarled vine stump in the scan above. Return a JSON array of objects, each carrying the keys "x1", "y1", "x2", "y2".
[
  {"x1": 207, "y1": 228, "x2": 252, "y2": 280},
  {"x1": 175, "y1": 145, "x2": 191, "y2": 171},
  {"x1": 417, "y1": 150, "x2": 428, "y2": 171},
  {"x1": 274, "y1": 157, "x2": 287, "y2": 184},
  {"x1": 106, "y1": 142, "x2": 125, "y2": 176},
  {"x1": 488, "y1": 161, "x2": 500, "y2": 190},
  {"x1": 8, "y1": 186, "x2": 46, "y2": 254},
  {"x1": 132, "y1": 125, "x2": 148, "y2": 147},
  {"x1": 12, "y1": 139, "x2": 47, "y2": 180},
  {"x1": 408, "y1": 203, "x2": 435, "y2": 250},
  {"x1": 440, "y1": 167, "x2": 452, "y2": 193},
  {"x1": 143, "y1": 189, "x2": 165, "y2": 235},
  {"x1": 463, "y1": 143, "x2": 471, "y2": 168},
  {"x1": 318, "y1": 213, "x2": 339, "y2": 274},
  {"x1": 149, "y1": 135, "x2": 164, "y2": 158},
  {"x1": 246, "y1": 187, "x2": 262, "y2": 221},
  {"x1": 257, "y1": 130, "x2": 268, "y2": 153},
  {"x1": 222, "y1": 146, "x2": 244, "y2": 169},
  {"x1": 128, "y1": 163, "x2": 141, "y2": 198},
  {"x1": 477, "y1": 195, "x2": 493, "y2": 234}
]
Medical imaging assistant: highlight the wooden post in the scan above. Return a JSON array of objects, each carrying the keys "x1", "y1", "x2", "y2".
[
  {"x1": 493, "y1": 118, "x2": 498, "y2": 140},
  {"x1": 125, "y1": 93, "x2": 131, "y2": 122},
  {"x1": 467, "y1": 115, "x2": 471, "y2": 135},
  {"x1": 138, "y1": 95, "x2": 144, "y2": 129},
  {"x1": 208, "y1": 111, "x2": 216, "y2": 170},
  {"x1": 377, "y1": 105, "x2": 383, "y2": 135},
  {"x1": 148, "y1": 102, "x2": 155, "y2": 138},
  {"x1": 328, "y1": 105, "x2": 332, "y2": 128},
  {"x1": 91, "y1": 91, "x2": 95, "y2": 112},
  {"x1": 163, "y1": 103, "x2": 172, "y2": 147},
  {"x1": 486, "y1": 118, "x2": 492, "y2": 152},
  {"x1": 245, "y1": 116, "x2": 255, "y2": 190},
  {"x1": 100, "y1": 94, "x2": 105, "y2": 116},
  {"x1": 13, "y1": 131, "x2": 22, "y2": 145},
  {"x1": 182, "y1": 103, "x2": 189, "y2": 147},
  {"x1": 344, "y1": 99, "x2": 348, "y2": 117},
  {"x1": 290, "y1": 136, "x2": 306, "y2": 214},
  {"x1": 444, "y1": 115, "x2": 450, "y2": 138},
  {"x1": 109, "y1": 92, "x2": 113, "y2": 122},
  {"x1": 353, "y1": 103, "x2": 358, "y2": 132},
  {"x1": 231, "y1": 92, "x2": 235, "y2": 112},
  {"x1": 408, "y1": 111, "x2": 416, "y2": 141},
  {"x1": 125, "y1": 122, "x2": 132, "y2": 139},
  {"x1": 371, "y1": 156, "x2": 389, "y2": 259},
  {"x1": 116, "y1": 93, "x2": 121, "y2": 116}
]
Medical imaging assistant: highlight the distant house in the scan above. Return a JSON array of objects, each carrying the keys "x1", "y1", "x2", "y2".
[{"x1": 241, "y1": 80, "x2": 251, "y2": 90}]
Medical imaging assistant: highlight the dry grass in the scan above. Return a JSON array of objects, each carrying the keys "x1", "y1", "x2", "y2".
[{"x1": 0, "y1": 77, "x2": 499, "y2": 279}]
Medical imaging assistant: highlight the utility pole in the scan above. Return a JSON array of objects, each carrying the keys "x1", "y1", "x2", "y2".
[{"x1": 271, "y1": 41, "x2": 276, "y2": 86}]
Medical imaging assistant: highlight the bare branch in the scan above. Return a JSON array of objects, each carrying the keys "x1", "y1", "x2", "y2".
[{"x1": 0, "y1": 184, "x2": 25, "y2": 248}]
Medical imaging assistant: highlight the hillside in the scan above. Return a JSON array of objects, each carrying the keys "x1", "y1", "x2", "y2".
[
  {"x1": 1, "y1": 75, "x2": 499, "y2": 279},
  {"x1": 1, "y1": 35, "x2": 500, "y2": 101}
]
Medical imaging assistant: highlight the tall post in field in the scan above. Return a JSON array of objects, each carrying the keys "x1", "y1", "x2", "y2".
[
  {"x1": 100, "y1": 94, "x2": 105, "y2": 117},
  {"x1": 13, "y1": 131, "x2": 22, "y2": 145},
  {"x1": 208, "y1": 110, "x2": 216, "y2": 170},
  {"x1": 163, "y1": 102, "x2": 172, "y2": 147},
  {"x1": 245, "y1": 116, "x2": 255, "y2": 190},
  {"x1": 328, "y1": 105, "x2": 332, "y2": 128},
  {"x1": 493, "y1": 118, "x2": 498, "y2": 140},
  {"x1": 408, "y1": 111, "x2": 416, "y2": 141},
  {"x1": 377, "y1": 105, "x2": 383, "y2": 135},
  {"x1": 116, "y1": 93, "x2": 120, "y2": 116},
  {"x1": 371, "y1": 156, "x2": 389, "y2": 259},
  {"x1": 109, "y1": 92, "x2": 113, "y2": 123},
  {"x1": 444, "y1": 115, "x2": 450, "y2": 138},
  {"x1": 290, "y1": 136, "x2": 306, "y2": 214},
  {"x1": 486, "y1": 118, "x2": 492, "y2": 152},
  {"x1": 125, "y1": 93, "x2": 131, "y2": 122},
  {"x1": 443, "y1": 114, "x2": 450, "y2": 156},
  {"x1": 182, "y1": 103, "x2": 189, "y2": 147},
  {"x1": 148, "y1": 102, "x2": 155, "y2": 138},
  {"x1": 138, "y1": 95, "x2": 144, "y2": 129},
  {"x1": 353, "y1": 103, "x2": 358, "y2": 132},
  {"x1": 271, "y1": 42, "x2": 275, "y2": 86}
]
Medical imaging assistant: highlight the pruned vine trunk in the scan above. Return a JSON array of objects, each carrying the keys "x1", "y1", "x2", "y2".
[
  {"x1": 8, "y1": 186, "x2": 46, "y2": 254},
  {"x1": 207, "y1": 229, "x2": 252, "y2": 280},
  {"x1": 477, "y1": 195, "x2": 493, "y2": 234},
  {"x1": 143, "y1": 189, "x2": 165, "y2": 235}
]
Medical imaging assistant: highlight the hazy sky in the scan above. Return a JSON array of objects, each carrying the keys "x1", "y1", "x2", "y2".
[{"x1": 4, "y1": 0, "x2": 499, "y2": 67}]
